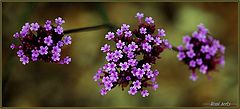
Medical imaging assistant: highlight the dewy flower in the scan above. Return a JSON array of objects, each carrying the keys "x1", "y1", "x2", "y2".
[
  {"x1": 94, "y1": 12, "x2": 171, "y2": 97},
  {"x1": 10, "y1": 17, "x2": 72, "y2": 65},
  {"x1": 177, "y1": 24, "x2": 225, "y2": 81}
]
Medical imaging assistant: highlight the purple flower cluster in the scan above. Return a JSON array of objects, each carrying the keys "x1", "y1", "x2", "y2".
[
  {"x1": 177, "y1": 24, "x2": 225, "y2": 81},
  {"x1": 94, "y1": 12, "x2": 171, "y2": 97},
  {"x1": 10, "y1": 17, "x2": 72, "y2": 65}
]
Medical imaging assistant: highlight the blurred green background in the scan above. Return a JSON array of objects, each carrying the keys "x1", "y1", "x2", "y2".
[{"x1": 2, "y1": 2, "x2": 238, "y2": 107}]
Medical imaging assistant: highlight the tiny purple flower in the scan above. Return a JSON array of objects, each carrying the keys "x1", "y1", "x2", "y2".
[
  {"x1": 151, "y1": 77, "x2": 156, "y2": 83},
  {"x1": 55, "y1": 17, "x2": 65, "y2": 25},
  {"x1": 52, "y1": 46, "x2": 61, "y2": 54},
  {"x1": 128, "y1": 59, "x2": 137, "y2": 67},
  {"x1": 152, "y1": 83, "x2": 158, "y2": 90},
  {"x1": 201, "y1": 45, "x2": 209, "y2": 53},
  {"x1": 32, "y1": 57, "x2": 38, "y2": 61},
  {"x1": 44, "y1": 24, "x2": 52, "y2": 31},
  {"x1": 105, "y1": 32, "x2": 115, "y2": 40},
  {"x1": 142, "y1": 42, "x2": 152, "y2": 52},
  {"x1": 97, "y1": 68, "x2": 103, "y2": 74},
  {"x1": 128, "y1": 42, "x2": 138, "y2": 51},
  {"x1": 192, "y1": 31, "x2": 200, "y2": 39},
  {"x1": 142, "y1": 63, "x2": 151, "y2": 72},
  {"x1": 145, "y1": 17, "x2": 154, "y2": 24},
  {"x1": 177, "y1": 45, "x2": 184, "y2": 51},
  {"x1": 141, "y1": 90, "x2": 149, "y2": 97},
  {"x1": 116, "y1": 40, "x2": 125, "y2": 49},
  {"x1": 114, "y1": 50, "x2": 123, "y2": 59},
  {"x1": 54, "y1": 26, "x2": 63, "y2": 34},
  {"x1": 131, "y1": 67, "x2": 138, "y2": 76},
  {"x1": 45, "y1": 20, "x2": 51, "y2": 25},
  {"x1": 127, "y1": 52, "x2": 135, "y2": 59},
  {"x1": 189, "y1": 60, "x2": 196, "y2": 67},
  {"x1": 109, "y1": 73, "x2": 118, "y2": 82},
  {"x1": 22, "y1": 23, "x2": 30, "y2": 31},
  {"x1": 104, "y1": 82, "x2": 113, "y2": 91},
  {"x1": 186, "y1": 50, "x2": 195, "y2": 58},
  {"x1": 57, "y1": 41, "x2": 64, "y2": 47},
  {"x1": 205, "y1": 54, "x2": 211, "y2": 59},
  {"x1": 158, "y1": 29, "x2": 166, "y2": 37},
  {"x1": 20, "y1": 30, "x2": 28, "y2": 38},
  {"x1": 219, "y1": 45, "x2": 225, "y2": 53},
  {"x1": 30, "y1": 23, "x2": 40, "y2": 31},
  {"x1": 146, "y1": 71, "x2": 154, "y2": 78},
  {"x1": 17, "y1": 49, "x2": 24, "y2": 57},
  {"x1": 154, "y1": 37, "x2": 162, "y2": 45},
  {"x1": 183, "y1": 35, "x2": 191, "y2": 43},
  {"x1": 13, "y1": 32, "x2": 20, "y2": 38},
  {"x1": 198, "y1": 23, "x2": 208, "y2": 35},
  {"x1": 196, "y1": 58, "x2": 203, "y2": 65},
  {"x1": 128, "y1": 87, "x2": 137, "y2": 95},
  {"x1": 123, "y1": 46, "x2": 131, "y2": 53},
  {"x1": 116, "y1": 29, "x2": 123, "y2": 36},
  {"x1": 100, "y1": 88, "x2": 107, "y2": 96},
  {"x1": 106, "y1": 52, "x2": 114, "y2": 62},
  {"x1": 186, "y1": 43, "x2": 194, "y2": 50},
  {"x1": 189, "y1": 72, "x2": 198, "y2": 81},
  {"x1": 101, "y1": 44, "x2": 110, "y2": 53},
  {"x1": 107, "y1": 62, "x2": 116, "y2": 71},
  {"x1": 219, "y1": 56, "x2": 225, "y2": 67},
  {"x1": 20, "y1": 55, "x2": 29, "y2": 65},
  {"x1": 44, "y1": 36, "x2": 53, "y2": 46},
  {"x1": 63, "y1": 36, "x2": 72, "y2": 45},
  {"x1": 163, "y1": 39, "x2": 172, "y2": 49},
  {"x1": 209, "y1": 46, "x2": 217, "y2": 56},
  {"x1": 126, "y1": 76, "x2": 131, "y2": 80},
  {"x1": 136, "y1": 68, "x2": 145, "y2": 79},
  {"x1": 102, "y1": 76, "x2": 110, "y2": 83},
  {"x1": 200, "y1": 65, "x2": 208, "y2": 74},
  {"x1": 145, "y1": 34, "x2": 153, "y2": 42},
  {"x1": 39, "y1": 46, "x2": 48, "y2": 55},
  {"x1": 135, "y1": 12, "x2": 144, "y2": 20},
  {"x1": 31, "y1": 49, "x2": 39, "y2": 58},
  {"x1": 52, "y1": 53, "x2": 60, "y2": 61},
  {"x1": 124, "y1": 31, "x2": 132, "y2": 37},
  {"x1": 63, "y1": 56, "x2": 71, "y2": 64},
  {"x1": 10, "y1": 44, "x2": 15, "y2": 50},
  {"x1": 93, "y1": 74, "x2": 100, "y2": 81},
  {"x1": 153, "y1": 70, "x2": 159, "y2": 76},
  {"x1": 121, "y1": 24, "x2": 130, "y2": 31},
  {"x1": 119, "y1": 62, "x2": 129, "y2": 71},
  {"x1": 133, "y1": 80, "x2": 141, "y2": 89},
  {"x1": 139, "y1": 27, "x2": 147, "y2": 34}
]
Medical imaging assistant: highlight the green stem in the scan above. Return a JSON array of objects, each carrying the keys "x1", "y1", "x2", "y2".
[
  {"x1": 64, "y1": 24, "x2": 117, "y2": 34},
  {"x1": 171, "y1": 46, "x2": 179, "y2": 52}
]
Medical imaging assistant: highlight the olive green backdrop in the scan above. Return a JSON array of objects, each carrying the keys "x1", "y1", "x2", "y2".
[{"x1": 2, "y1": 2, "x2": 238, "y2": 107}]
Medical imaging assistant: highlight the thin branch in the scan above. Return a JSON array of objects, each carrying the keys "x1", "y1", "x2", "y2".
[
  {"x1": 64, "y1": 24, "x2": 117, "y2": 34},
  {"x1": 171, "y1": 46, "x2": 179, "y2": 52}
]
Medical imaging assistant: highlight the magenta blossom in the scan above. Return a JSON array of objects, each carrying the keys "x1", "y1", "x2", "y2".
[
  {"x1": 10, "y1": 17, "x2": 71, "y2": 65},
  {"x1": 177, "y1": 24, "x2": 225, "y2": 81},
  {"x1": 94, "y1": 12, "x2": 171, "y2": 97}
]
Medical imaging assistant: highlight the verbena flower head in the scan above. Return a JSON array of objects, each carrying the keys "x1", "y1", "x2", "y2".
[
  {"x1": 10, "y1": 17, "x2": 71, "y2": 65},
  {"x1": 177, "y1": 24, "x2": 225, "y2": 81},
  {"x1": 94, "y1": 12, "x2": 171, "y2": 97}
]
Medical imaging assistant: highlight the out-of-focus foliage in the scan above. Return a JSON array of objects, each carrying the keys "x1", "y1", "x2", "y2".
[{"x1": 2, "y1": 2, "x2": 238, "y2": 107}]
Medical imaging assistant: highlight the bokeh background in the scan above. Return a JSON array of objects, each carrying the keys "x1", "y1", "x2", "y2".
[{"x1": 2, "y1": 2, "x2": 238, "y2": 107}]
